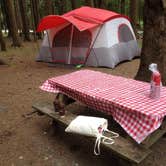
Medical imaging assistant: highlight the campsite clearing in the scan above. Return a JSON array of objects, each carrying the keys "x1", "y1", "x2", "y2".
[{"x1": 0, "y1": 41, "x2": 165, "y2": 166}]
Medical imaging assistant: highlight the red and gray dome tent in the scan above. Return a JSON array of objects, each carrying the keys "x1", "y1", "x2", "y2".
[{"x1": 37, "y1": 6, "x2": 140, "y2": 68}]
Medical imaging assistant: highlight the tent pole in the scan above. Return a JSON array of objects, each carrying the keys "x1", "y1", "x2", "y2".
[
  {"x1": 46, "y1": 30, "x2": 53, "y2": 61},
  {"x1": 84, "y1": 25, "x2": 103, "y2": 66},
  {"x1": 92, "y1": 48, "x2": 99, "y2": 66},
  {"x1": 68, "y1": 25, "x2": 74, "y2": 64}
]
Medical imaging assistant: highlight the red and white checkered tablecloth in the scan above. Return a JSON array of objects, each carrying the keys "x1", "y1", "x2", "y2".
[{"x1": 40, "y1": 70, "x2": 166, "y2": 143}]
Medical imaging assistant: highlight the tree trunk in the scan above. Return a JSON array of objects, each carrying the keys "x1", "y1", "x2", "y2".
[
  {"x1": 93, "y1": 0, "x2": 98, "y2": 7},
  {"x1": 44, "y1": 0, "x2": 54, "y2": 15},
  {"x1": 56, "y1": 0, "x2": 67, "y2": 14},
  {"x1": 14, "y1": 0, "x2": 22, "y2": 31},
  {"x1": 70, "y1": 0, "x2": 77, "y2": 9},
  {"x1": 120, "y1": 0, "x2": 125, "y2": 14},
  {"x1": 31, "y1": 0, "x2": 41, "y2": 39},
  {"x1": 5, "y1": 0, "x2": 21, "y2": 46},
  {"x1": 0, "y1": 32, "x2": 6, "y2": 51},
  {"x1": 135, "y1": 0, "x2": 166, "y2": 85},
  {"x1": 138, "y1": 0, "x2": 144, "y2": 29},
  {"x1": 129, "y1": 0, "x2": 139, "y2": 38},
  {"x1": 0, "y1": 19, "x2": 6, "y2": 51},
  {"x1": 19, "y1": 0, "x2": 31, "y2": 41},
  {"x1": 30, "y1": 0, "x2": 37, "y2": 41},
  {"x1": 1, "y1": 0, "x2": 12, "y2": 37},
  {"x1": 95, "y1": 0, "x2": 106, "y2": 8},
  {"x1": 84, "y1": 0, "x2": 94, "y2": 7}
]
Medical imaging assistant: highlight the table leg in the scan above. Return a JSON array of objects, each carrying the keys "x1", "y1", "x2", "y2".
[
  {"x1": 59, "y1": 104, "x2": 66, "y2": 117},
  {"x1": 53, "y1": 98, "x2": 61, "y2": 112},
  {"x1": 53, "y1": 93, "x2": 75, "y2": 116}
]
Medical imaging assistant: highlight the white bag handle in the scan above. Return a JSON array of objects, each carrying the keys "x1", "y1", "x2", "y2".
[
  {"x1": 94, "y1": 135, "x2": 102, "y2": 155},
  {"x1": 94, "y1": 129, "x2": 119, "y2": 155},
  {"x1": 104, "y1": 129, "x2": 119, "y2": 138}
]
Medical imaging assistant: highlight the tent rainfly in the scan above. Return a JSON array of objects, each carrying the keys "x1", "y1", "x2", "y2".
[{"x1": 37, "y1": 6, "x2": 140, "y2": 68}]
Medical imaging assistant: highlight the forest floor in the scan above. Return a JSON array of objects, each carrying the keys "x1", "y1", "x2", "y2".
[{"x1": 0, "y1": 41, "x2": 166, "y2": 166}]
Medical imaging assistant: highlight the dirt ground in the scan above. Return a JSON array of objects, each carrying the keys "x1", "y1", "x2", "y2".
[{"x1": 0, "y1": 41, "x2": 166, "y2": 166}]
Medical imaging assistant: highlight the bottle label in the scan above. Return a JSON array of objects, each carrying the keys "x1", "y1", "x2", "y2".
[{"x1": 150, "y1": 72, "x2": 161, "y2": 99}]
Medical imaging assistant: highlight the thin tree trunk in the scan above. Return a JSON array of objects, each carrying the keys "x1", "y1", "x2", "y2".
[
  {"x1": 95, "y1": 0, "x2": 106, "y2": 9},
  {"x1": 14, "y1": 0, "x2": 22, "y2": 31},
  {"x1": 55, "y1": 0, "x2": 67, "y2": 14},
  {"x1": 5, "y1": 0, "x2": 21, "y2": 47},
  {"x1": 129, "y1": 0, "x2": 139, "y2": 38},
  {"x1": 0, "y1": 19, "x2": 6, "y2": 51},
  {"x1": 1, "y1": 0, "x2": 12, "y2": 37},
  {"x1": 70, "y1": 0, "x2": 77, "y2": 9},
  {"x1": 44, "y1": 0, "x2": 54, "y2": 15},
  {"x1": 84, "y1": 0, "x2": 94, "y2": 7},
  {"x1": 30, "y1": 0, "x2": 37, "y2": 41},
  {"x1": 138, "y1": 0, "x2": 144, "y2": 29},
  {"x1": 93, "y1": 0, "x2": 98, "y2": 7},
  {"x1": 19, "y1": 0, "x2": 31, "y2": 41},
  {"x1": 135, "y1": 0, "x2": 166, "y2": 85},
  {"x1": 120, "y1": 0, "x2": 125, "y2": 14},
  {"x1": 117, "y1": 0, "x2": 121, "y2": 11},
  {"x1": 31, "y1": 0, "x2": 41, "y2": 39}
]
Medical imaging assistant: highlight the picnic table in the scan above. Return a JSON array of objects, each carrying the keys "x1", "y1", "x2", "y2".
[{"x1": 33, "y1": 70, "x2": 166, "y2": 165}]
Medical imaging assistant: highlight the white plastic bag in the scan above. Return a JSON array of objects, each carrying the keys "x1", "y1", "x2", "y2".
[{"x1": 65, "y1": 116, "x2": 119, "y2": 155}]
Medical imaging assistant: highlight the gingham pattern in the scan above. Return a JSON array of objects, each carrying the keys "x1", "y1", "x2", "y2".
[{"x1": 40, "y1": 70, "x2": 166, "y2": 143}]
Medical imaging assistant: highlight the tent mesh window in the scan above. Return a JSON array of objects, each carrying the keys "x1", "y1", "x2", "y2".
[
  {"x1": 52, "y1": 24, "x2": 92, "y2": 65},
  {"x1": 118, "y1": 24, "x2": 134, "y2": 42},
  {"x1": 52, "y1": 25, "x2": 71, "y2": 63}
]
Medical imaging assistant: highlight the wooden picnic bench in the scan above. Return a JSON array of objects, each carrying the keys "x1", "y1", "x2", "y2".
[
  {"x1": 33, "y1": 70, "x2": 166, "y2": 165},
  {"x1": 32, "y1": 93, "x2": 166, "y2": 166}
]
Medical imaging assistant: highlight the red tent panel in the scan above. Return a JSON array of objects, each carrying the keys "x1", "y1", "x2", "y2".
[
  {"x1": 64, "y1": 16, "x2": 99, "y2": 31},
  {"x1": 37, "y1": 6, "x2": 129, "y2": 32},
  {"x1": 64, "y1": 6, "x2": 120, "y2": 23},
  {"x1": 37, "y1": 15, "x2": 68, "y2": 32}
]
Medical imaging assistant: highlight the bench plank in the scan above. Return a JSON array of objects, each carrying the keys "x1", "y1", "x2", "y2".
[{"x1": 32, "y1": 101, "x2": 151, "y2": 164}]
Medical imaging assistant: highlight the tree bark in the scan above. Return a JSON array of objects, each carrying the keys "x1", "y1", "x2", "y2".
[
  {"x1": 93, "y1": 0, "x2": 98, "y2": 7},
  {"x1": 0, "y1": 18, "x2": 6, "y2": 51},
  {"x1": 70, "y1": 0, "x2": 77, "y2": 9},
  {"x1": 0, "y1": 33, "x2": 6, "y2": 51},
  {"x1": 5, "y1": 0, "x2": 21, "y2": 46},
  {"x1": 94, "y1": 0, "x2": 106, "y2": 8},
  {"x1": 120, "y1": 0, "x2": 125, "y2": 14},
  {"x1": 129, "y1": 0, "x2": 139, "y2": 38},
  {"x1": 84, "y1": 0, "x2": 94, "y2": 7},
  {"x1": 1, "y1": 0, "x2": 12, "y2": 37},
  {"x1": 135, "y1": 0, "x2": 166, "y2": 85},
  {"x1": 19, "y1": 0, "x2": 31, "y2": 41},
  {"x1": 44, "y1": 0, "x2": 54, "y2": 15},
  {"x1": 55, "y1": 0, "x2": 67, "y2": 15},
  {"x1": 14, "y1": 0, "x2": 23, "y2": 31},
  {"x1": 31, "y1": 0, "x2": 41, "y2": 39}
]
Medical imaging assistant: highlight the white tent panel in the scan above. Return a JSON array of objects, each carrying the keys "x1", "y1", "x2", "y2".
[
  {"x1": 89, "y1": 27, "x2": 99, "y2": 43},
  {"x1": 41, "y1": 34, "x2": 49, "y2": 46},
  {"x1": 105, "y1": 18, "x2": 134, "y2": 47},
  {"x1": 93, "y1": 25, "x2": 109, "y2": 48}
]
